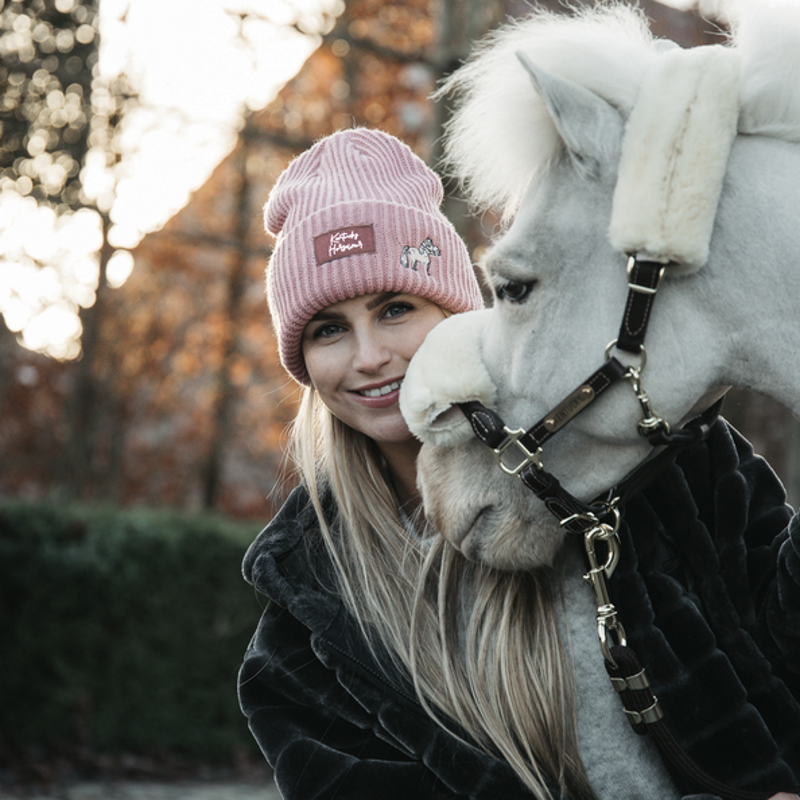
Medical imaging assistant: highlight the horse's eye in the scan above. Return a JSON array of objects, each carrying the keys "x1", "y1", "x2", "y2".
[{"x1": 496, "y1": 280, "x2": 535, "y2": 303}]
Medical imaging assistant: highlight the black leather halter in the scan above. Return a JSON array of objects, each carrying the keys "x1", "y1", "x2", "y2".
[{"x1": 458, "y1": 255, "x2": 722, "y2": 533}]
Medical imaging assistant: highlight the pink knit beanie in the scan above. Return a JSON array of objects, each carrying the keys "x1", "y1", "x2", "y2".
[{"x1": 264, "y1": 128, "x2": 484, "y2": 385}]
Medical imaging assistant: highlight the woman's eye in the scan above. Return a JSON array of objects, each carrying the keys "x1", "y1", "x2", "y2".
[
  {"x1": 384, "y1": 302, "x2": 413, "y2": 319},
  {"x1": 495, "y1": 280, "x2": 535, "y2": 303},
  {"x1": 313, "y1": 323, "x2": 345, "y2": 339}
]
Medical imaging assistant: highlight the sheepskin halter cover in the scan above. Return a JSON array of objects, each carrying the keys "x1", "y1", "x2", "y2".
[
  {"x1": 610, "y1": 44, "x2": 741, "y2": 270},
  {"x1": 400, "y1": 44, "x2": 742, "y2": 444}
]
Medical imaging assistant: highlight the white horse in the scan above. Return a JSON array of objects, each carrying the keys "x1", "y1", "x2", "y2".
[{"x1": 399, "y1": 1, "x2": 800, "y2": 570}]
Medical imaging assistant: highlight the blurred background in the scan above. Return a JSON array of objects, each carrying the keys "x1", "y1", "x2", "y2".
[
  {"x1": 1, "y1": 0, "x2": 798, "y2": 786},
  {"x1": 2, "y1": 0, "x2": 798, "y2": 521}
]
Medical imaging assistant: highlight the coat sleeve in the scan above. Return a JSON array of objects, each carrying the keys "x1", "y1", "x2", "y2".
[{"x1": 238, "y1": 600, "x2": 460, "y2": 800}]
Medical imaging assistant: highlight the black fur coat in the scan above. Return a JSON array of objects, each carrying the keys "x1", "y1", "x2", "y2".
[{"x1": 238, "y1": 421, "x2": 800, "y2": 799}]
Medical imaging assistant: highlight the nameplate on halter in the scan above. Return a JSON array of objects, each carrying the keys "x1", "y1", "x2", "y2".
[
  {"x1": 314, "y1": 225, "x2": 376, "y2": 265},
  {"x1": 543, "y1": 385, "x2": 595, "y2": 433}
]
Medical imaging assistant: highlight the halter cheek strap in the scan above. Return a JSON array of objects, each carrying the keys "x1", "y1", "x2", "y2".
[{"x1": 616, "y1": 258, "x2": 665, "y2": 354}]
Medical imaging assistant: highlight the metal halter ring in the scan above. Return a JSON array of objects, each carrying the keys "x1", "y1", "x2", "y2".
[
  {"x1": 560, "y1": 501, "x2": 621, "y2": 536},
  {"x1": 604, "y1": 339, "x2": 647, "y2": 372}
]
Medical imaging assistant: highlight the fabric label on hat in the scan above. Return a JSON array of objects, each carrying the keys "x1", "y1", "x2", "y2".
[{"x1": 314, "y1": 225, "x2": 376, "y2": 265}]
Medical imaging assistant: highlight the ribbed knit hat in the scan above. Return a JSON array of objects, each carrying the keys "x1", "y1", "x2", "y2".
[{"x1": 264, "y1": 128, "x2": 483, "y2": 385}]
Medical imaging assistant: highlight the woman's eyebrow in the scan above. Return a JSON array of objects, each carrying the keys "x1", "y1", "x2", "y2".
[
  {"x1": 308, "y1": 309, "x2": 345, "y2": 322},
  {"x1": 366, "y1": 292, "x2": 399, "y2": 310}
]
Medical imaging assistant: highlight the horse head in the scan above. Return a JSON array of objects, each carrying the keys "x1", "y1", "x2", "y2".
[{"x1": 400, "y1": 3, "x2": 800, "y2": 570}]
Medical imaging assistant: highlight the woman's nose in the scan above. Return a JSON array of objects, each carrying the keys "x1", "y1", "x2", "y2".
[{"x1": 352, "y1": 331, "x2": 391, "y2": 372}]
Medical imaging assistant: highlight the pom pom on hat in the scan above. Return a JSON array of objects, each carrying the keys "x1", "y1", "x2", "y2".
[{"x1": 264, "y1": 128, "x2": 483, "y2": 385}]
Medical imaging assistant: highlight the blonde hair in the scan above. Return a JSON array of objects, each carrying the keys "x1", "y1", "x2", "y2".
[{"x1": 289, "y1": 386, "x2": 596, "y2": 800}]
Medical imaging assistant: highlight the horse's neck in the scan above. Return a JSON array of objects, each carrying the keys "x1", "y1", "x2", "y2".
[{"x1": 711, "y1": 134, "x2": 800, "y2": 413}]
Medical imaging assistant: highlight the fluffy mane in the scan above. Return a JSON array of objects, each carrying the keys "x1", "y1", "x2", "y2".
[{"x1": 439, "y1": 0, "x2": 800, "y2": 221}]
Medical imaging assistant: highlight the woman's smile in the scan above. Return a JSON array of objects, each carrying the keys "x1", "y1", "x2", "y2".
[
  {"x1": 355, "y1": 377, "x2": 403, "y2": 399},
  {"x1": 302, "y1": 292, "x2": 446, "y2": 446},
  {"x1": 351, "y1": 377, "x2": 404, "y2": 408}
]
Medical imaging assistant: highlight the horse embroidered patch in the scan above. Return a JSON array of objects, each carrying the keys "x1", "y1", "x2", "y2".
[
  {"x1": 314, "y1": 225, "x2": 376, "y2": 265},
  {"x1": 400, "y1": 237, "x2": 441, "y2": 275}
]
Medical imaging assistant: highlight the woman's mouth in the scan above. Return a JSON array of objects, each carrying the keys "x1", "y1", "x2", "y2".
[{"x1": 356, "y1": 379, "x2": 402, "y2": 398}]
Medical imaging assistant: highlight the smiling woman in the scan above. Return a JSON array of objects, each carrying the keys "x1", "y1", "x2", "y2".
[
  {"x1": 237, "y1": 128, "x2": 500, "y2": 798},
  {"x1": 256, "y1": 126, "x2": 481, "y2": 513}
]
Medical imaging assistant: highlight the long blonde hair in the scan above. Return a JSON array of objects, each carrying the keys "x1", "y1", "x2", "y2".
[{"x1": 289, "y1": 385, "x2": 596, "y2": 800}]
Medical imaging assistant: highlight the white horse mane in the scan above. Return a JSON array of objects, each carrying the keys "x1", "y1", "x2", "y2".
[{"x1": 439, "y1": 0, "x2": 800, "y2": 221}]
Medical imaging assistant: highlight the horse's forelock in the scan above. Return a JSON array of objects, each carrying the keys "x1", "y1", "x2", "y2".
[{"x1": 438, "y1": 3, "x2": 658, "y2": 222}]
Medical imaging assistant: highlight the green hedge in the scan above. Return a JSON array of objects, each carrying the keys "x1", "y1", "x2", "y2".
[{"x1": 0, "y1": 499, "x2": 265, "y2": 763}]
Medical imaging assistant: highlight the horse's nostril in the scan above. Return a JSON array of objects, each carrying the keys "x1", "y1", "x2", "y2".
[
  {"x1": 459, "y1": 506, "x2": 499, "y2": 562},
  {"x1": 459, "y1": 529, "x2": 482, "y2": 563}
]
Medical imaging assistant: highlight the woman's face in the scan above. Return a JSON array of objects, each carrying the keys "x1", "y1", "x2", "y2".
[{"x1": 302, "y1": 292, "x2": 446, "y2": 446}]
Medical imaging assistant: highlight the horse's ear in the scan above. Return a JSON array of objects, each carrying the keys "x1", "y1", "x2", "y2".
[{"x1": 516, "y1": 51, "x2": 623, "y2": 179}]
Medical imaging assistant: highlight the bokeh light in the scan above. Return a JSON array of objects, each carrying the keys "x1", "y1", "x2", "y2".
[{"x1": 0, "y1": 0, "x2": 343, "y2": 359}]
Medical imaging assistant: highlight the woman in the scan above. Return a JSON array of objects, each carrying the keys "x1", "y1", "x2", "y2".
[{"x1": 238, "y1": 128, "x2": 800, "y2": 800}]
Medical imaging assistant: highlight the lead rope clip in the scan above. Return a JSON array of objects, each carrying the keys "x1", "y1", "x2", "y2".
[
  {"x1": 561, "y1": 505, "x2": 627, "y2": 668},
  {"x1": 582, "y1": 517, "x2": 626, "y2": 669},
  {"x1": 567, "y1": 508, "x2": 665, "y2": 729}
]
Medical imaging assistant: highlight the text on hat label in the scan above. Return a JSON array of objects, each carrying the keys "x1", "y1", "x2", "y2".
[{"x1": 314, "y1": 224, "x2": 377, "y2": 265}]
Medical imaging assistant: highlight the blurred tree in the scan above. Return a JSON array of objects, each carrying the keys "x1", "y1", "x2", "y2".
[
  {"x1": 0, "y1": 0, "x2": 138, "y2": 499},
  {"x1": 1, "y1": 0, "x2": 99, "y2": 210},
  {"x1": 0, "y1": 0, "x2": 136, "y2": 356}
]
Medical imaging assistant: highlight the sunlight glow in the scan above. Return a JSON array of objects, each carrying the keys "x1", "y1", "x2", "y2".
[
  {"x1": 1, "y1": 0, "x2": 344, "y2": 358},
  {"x1": 97, "y1": 0, "x2": 340, "y2": 244},
  {"x1": 21, "y1": 302, "x2": 83, "y2": 359},
  {"x1": 0, "y1": 197, "x2": 101, "y2": 359},
  {"x1": 106, "y1": 249, "x2": 134, "y2": 288}
]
